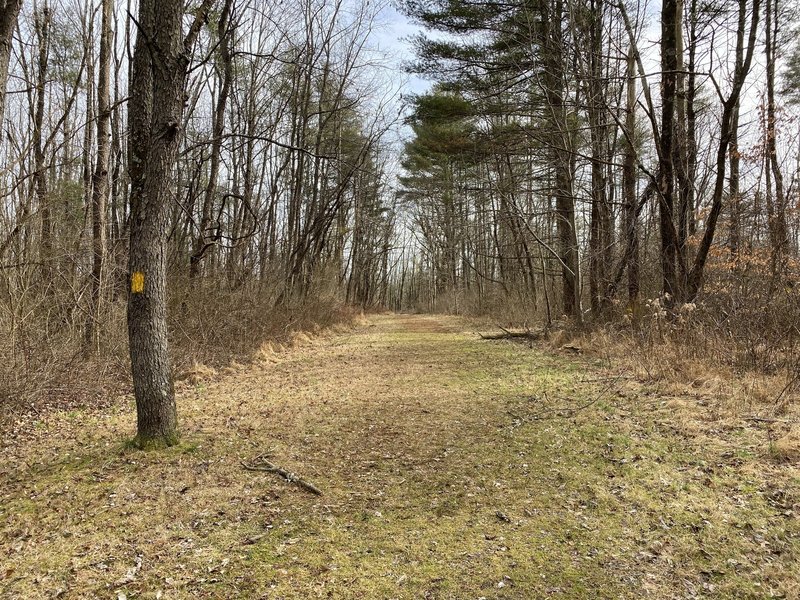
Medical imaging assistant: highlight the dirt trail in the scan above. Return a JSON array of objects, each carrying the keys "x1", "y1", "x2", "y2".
[{"x1": 1, "y1": 314, "x2": 798, "y2": 599}]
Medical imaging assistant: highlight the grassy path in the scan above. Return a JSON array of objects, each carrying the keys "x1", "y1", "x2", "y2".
[{"x1": 1, "y1": 314, "x2": 798, "y2": 599}]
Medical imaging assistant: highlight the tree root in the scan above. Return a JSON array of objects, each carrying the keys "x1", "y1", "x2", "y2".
[{"x1": 241, "y1": 456, "x2": 323, "y2": 496}]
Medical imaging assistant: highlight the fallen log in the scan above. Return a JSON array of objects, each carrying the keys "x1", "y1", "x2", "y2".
[{"x1": 479, "y1": 325, "x2": 542, "y2": 341}]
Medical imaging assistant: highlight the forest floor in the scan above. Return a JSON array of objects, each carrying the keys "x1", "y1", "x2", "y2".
[{"x1": 1, "y1": 314, "x2": 799, "y2": 599}]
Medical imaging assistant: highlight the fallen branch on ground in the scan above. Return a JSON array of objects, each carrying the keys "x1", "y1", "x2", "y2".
[
  {"x1": 516, "y1": 371, "x2": 628, "y2": 421},
  {"x1": 241, "y1": 456, "x2": 323, "y2": 496},
  {"x1": 744, "y1": 416, "x2": 799, "y2": 424},
  {"x1": 479, "y1": 325, "x2": 542, "y2": 340}
]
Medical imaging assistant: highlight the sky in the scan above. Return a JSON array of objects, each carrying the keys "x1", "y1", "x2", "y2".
[{"x1": 373, "y1": 4, "x2": 432, "y2": 96}]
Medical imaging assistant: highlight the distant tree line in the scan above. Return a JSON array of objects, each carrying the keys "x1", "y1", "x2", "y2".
[{"x1": 394, "y1": 0, "x2": 800, "y2": 330}]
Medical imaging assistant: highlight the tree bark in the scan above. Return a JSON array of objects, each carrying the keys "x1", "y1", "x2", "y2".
[
  {"x1": 0, "y1": 0, "x2": 23, "y2": 130},
  {"x1": 85, "y1": 0, "x2": 113, "y2": 351},
  {"x1": 543, "y1": 0, "x2": 581, "y2": 322},
  {"x1": 34, "y1": 6, "x2": 52, "y2": 281},
  {"x1": 658, "y1": 0, "x2": 680, "y2": 301},
  {"x1": 728, "y1": 0, "x2": 746, "y2": 261},
  {"x1": 765, "y1": 0, "x2": 788, "y2": 277},
  {"x1": 127, "y1": 0, "x2": 213, "y2": 446},
  {"x1": 189, "y1": 0, "x2": 234, "y2": 278},
  {"x1": 588, "y1": 0, "x2": 610, "y2": 317},
  {"x1": 623, "y1": 46, "x2": 639, "y2": 310},
  {"x1": 685, "y1": 0, "x2": 760, "y2": 300}
]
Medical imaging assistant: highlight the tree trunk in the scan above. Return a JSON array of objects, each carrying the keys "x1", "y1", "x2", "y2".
[
  {"x1": 623, "y1": 46, "x2": 639, "y2": 311},
  {"x1": 0, "y1": 0, "x2": 23, "y2": 129},
  {"x1": 728, "y1": 0, "x2": 746, "y2": 261},
  {"x1": 588, "y1": 0, "x2": 610, "y2": 317},
  {"x1": 685, "y1": 0, "x2": 760, "y2": 300},
  {"x1": 34, "y1": 6, "x2": 52, "y2": 281},
  {"x1": 127, "y1": 0, "x2": 213, "y2": 447},
  {"x1": 765, "y1": 0, "x2": 788, "y2": 277},
  {"x1": 85, "y1": 0, "x2": 113, "y2": 351},
  {"x1": 658, "y1": 0, "x2": 680, "y2": 301},
  {"x1": 674, "y1": 0, "x2": 692, "y2": 255},
  {"x1": 685, "y1": 0, "x2": 698, "y2": 240},
  {"x1": 544, "y1": 0, "x2": 581, "y2": 322},
  {"x1": 189, "y1": 0, "x2": 234, "y2": 278}
]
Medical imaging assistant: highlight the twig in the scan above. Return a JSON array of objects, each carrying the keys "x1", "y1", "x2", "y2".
[
  {"x1": 579, "y1": 375, "x2": 634, "y2": 383},
  {"x1": 241, "y1": 457, "x2": 323, "y2": 496},
  {"x1": 744, "y1": 416, "x2": 799, "y2": 424},
  {"x1": 523, "y1": 372, "x2": 627, "y2": 420},
  {"x1": 772, "y1": 369, "x2": 800, "y2": 407}
]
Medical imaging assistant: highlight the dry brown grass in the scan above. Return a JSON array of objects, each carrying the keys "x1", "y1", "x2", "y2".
[
  {"x1": 541, "y1": 317, "x2": 800, "y2": 441},
  {"x1": 773, "y1": 427, "x2": 800, "y2": 462},
  {"x1": 0, "y1": 275, "x2": 359, "y2": 425}
]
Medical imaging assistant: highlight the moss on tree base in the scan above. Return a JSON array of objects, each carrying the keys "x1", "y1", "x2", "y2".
[{"x1": 129, "y1": 432, "x2": 180, "y2": 450}]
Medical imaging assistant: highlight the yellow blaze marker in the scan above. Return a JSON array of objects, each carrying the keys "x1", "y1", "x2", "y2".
[{"x1": 131, "y1": 271, "x2": 145, "y2": 293}]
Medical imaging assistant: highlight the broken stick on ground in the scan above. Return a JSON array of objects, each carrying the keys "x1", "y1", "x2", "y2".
[{"x1": 241, "y1": 456, "x2": 323, "y2": 496}]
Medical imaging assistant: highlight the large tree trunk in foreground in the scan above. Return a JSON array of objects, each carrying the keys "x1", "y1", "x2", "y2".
[{"x1": 127, "y1": 0, "x2": 212, "y2": 446}]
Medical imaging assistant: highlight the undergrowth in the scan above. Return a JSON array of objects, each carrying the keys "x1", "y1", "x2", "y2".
[{"x1": 0, "y1": 273, "x2": 359, "y2": 424}]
